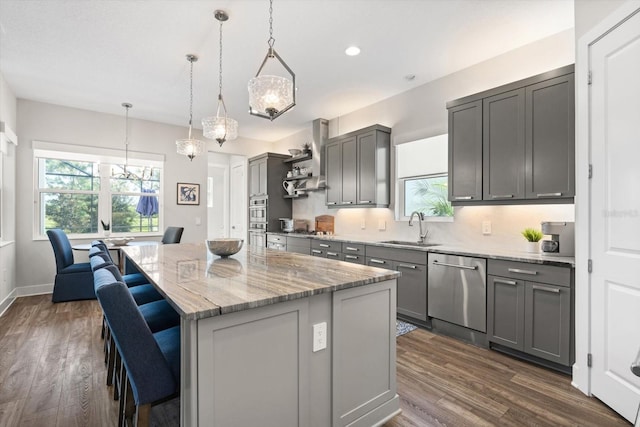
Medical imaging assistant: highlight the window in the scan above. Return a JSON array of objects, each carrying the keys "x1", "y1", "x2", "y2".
[
  {"x1": 34, "y1": 142, "x2": 163, "y2": 238},
  {"x1": 396, "y1": 134, "x2": 453, "y2": 221}
]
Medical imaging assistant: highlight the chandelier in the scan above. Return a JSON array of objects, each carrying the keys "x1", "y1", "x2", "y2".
[
  {"x1": 176, "y1": 54, "x2": 205, "y2": 161},
  {"x1": 202, "y1": 10, "x2": 238, "y2": 147},
  {"x1": 248, "y1": 0, "x2": 296, "y2": 121},
  {"x1": 112, "y1": 103, "x2": 152, "y2": 181}
]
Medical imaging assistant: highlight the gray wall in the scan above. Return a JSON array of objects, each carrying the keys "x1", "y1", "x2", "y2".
[
  {"x1": 0, "y1": 72, "x2": 17, "y2": 309},
  {"x1": 15, "y1": 100, "x2": 270, "y2": 291},
  {"x1": 273, "y1": 29, "x2": 576, "y2": 250}
]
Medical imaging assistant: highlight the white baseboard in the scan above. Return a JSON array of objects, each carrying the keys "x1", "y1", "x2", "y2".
[
  {"x1": 0, "y1": 284, "x2": 54, "y2": 317},
  {"x1": 0, "y1": 288, "x2": 17, "y2": 317},
  {"x1": 16, "y1": 283, "x2": 54, "y2": 297}
]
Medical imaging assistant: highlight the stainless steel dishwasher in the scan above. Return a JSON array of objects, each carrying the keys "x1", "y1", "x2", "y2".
[{"x1": 428, "y1": 253, "x2": 487, "y2": 332}]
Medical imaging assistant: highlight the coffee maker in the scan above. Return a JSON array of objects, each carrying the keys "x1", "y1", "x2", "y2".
[{"x1": 540, "y1": 221, "x2": 575, "y2": 256}]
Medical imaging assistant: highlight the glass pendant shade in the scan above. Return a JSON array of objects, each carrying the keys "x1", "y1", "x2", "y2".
[
  {"x1": 248, "y1": 74, "x2": 294, "y2": 119},
  {"x1": 176, "y1": 138, "x2": 205, "y2": 161},
  {"x1": 202, "y1": 114, "x2": 238, "y2": 146}
]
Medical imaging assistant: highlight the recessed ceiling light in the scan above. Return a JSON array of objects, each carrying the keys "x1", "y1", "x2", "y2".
[{"x1": 345, "y1": 46, "x2": 361, "y2": 56}]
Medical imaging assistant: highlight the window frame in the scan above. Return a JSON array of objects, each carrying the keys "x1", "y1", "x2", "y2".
[
  {"x1": 395, "y1": 134, "x2": 453, "y2": 223},
  {"x1": 33, "y1": 141, "x2": 165, "y2": 240}
]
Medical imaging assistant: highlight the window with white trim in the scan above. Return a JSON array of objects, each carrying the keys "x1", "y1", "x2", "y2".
[
  {"x1": 34, "y1": 142, "x2": 163, "y2": 238},
  {"x1": 396, "y1": 134, "x2": 453, "y2": 221}
]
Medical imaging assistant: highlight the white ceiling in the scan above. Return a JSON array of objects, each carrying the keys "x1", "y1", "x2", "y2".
[{"x1": 0, "y1": 0, "x2": 574, "y2": 142}]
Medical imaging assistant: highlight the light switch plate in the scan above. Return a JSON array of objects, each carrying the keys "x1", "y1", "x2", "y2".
[
  {"x1": 361, "y1": 219, "x2": 366, "y2": 230},
  {"x1": 312, "y1": 322, "x2": 327, "y2": 352},
  {"x1": 378, "y1": 220, "x2": 386, "y2": 231}
]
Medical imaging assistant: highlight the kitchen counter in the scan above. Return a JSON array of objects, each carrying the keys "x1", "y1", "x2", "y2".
[
  {"x1": 120, "y1": 242, "x2": 401, "y2": 426},
  {"x1": 121, "y1": 242, "x2": 400, "y2": 320},
  {"x1": 267, "y1": 232, "x2": 575, "y2": 267}
]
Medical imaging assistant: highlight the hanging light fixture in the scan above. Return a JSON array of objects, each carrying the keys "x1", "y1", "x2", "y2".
[
  {"x1": 176, "y1": 54, "x2": 205, "y2": 161},
  {"x1": 113, "y1": 103, "x2": 143, "y2": 180},
  {"x1": 248, "y1": 0, "x2": 296, "y2": 121},
  {"x1": 202, "y1": 10, "x2": 238, "y2": 147}
]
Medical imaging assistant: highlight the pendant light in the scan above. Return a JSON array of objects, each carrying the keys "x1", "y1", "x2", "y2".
[
  {"x1": 248, "y1": 0, "x2": 296, "y2": 121},
  {"x1": 202, "y1": 10, "x2": 238, "y2": 147},
  {"x1": 113, "y1": 103, "x2": 145, "y2": 180},
  {"x1": 176, "y1": 54, "x2": 205, "y2": 161}
]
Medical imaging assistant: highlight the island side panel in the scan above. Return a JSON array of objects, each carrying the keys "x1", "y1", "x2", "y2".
[
  {"x1": 197, "y1": 298, "x2": 311, "y2": 427},
  {"x1": 332, "y1": 279, "x2": 400, "y2": 427},
  {"x1": 181, "y1": 318, "x2": 198, "y2": 427}
]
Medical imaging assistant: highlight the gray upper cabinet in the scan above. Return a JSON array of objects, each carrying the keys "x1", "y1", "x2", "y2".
[
  {"x1": 483, "y1": 88, "x2": 526, "y2": 201},
  {"x1": 448, "y1": 100, "x2": 483, "y2": 202},
  {"x1": 447, "y1": 64, "x2": 575, "y2": 205},
  {"x1": 325, "y1": 125, "x2": 391, "y2": 208},
  {"x1": 249, "y1": 157, "x2": 267, "y2": 197},
  {"x1": 525, "y1": 73, "x2": 575, "y2": 200}
]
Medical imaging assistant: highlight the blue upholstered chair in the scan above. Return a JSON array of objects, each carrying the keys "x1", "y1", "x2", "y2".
[
  {"x1": 90, "y1": 257, "x2": 163, "y2": 306},
  {"x1": 96, "y1": 281, "x2": 180, "y2": 426},
  {"x1": 89, "y1": 243, "x2": 147, "y2": 287},
  {"x1": 46, "y1": 229, "x2": 95, "y2": 302},
  {"x1": 161, "y1": 226, "x2": 184, "y2": 244}
]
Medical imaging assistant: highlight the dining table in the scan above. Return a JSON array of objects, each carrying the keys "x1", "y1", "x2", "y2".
[
  {"x1": 120, "y1": 242, "x2": 401, "y2": 427},
  {"x1": 72, "y1": 239, "x2": 159, "y2": 272}
]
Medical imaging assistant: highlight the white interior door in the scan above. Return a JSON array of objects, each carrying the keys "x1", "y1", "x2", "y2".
[
  {"x1": 229, "y1": 161, "x2": 246, "y2": 240},
  {"x1": 590, "y1": 8, "x2": 640, "y2": 423},
  {"x1": 207, "y1": 164, "x2": 229, "y2": 239}
]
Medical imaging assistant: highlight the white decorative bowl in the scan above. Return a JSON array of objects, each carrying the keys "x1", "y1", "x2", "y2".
[
  {"x1": 207, "y1": 238, "x2": 244, "y2": 258},
  {"x1": 106, "y1": 237, "x2": 134, "y2": 246},
  {"x1": 288, "y1": 148, "x2": 302, "y2": 156}
]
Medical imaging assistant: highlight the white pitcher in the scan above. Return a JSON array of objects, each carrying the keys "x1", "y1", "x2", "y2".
[{"x1": 282, "y1": 180, "x2": 296, "y2": 195}]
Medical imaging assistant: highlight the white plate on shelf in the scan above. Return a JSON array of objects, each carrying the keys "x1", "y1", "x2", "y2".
[{"x1": 105, "y1": 237, "x2": 135, "y2": 246}]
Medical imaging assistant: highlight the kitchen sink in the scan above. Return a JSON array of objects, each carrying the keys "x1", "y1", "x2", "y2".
[{"x1": 378, "y1": 240, "x2": 441, "y2": 247}]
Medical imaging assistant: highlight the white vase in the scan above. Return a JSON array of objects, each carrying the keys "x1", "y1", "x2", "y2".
[
  {"x1": 104, "y1": 230, "x2": 111, "y2": 237},
  {"x1": 525, "y1": 241, "x2": 539, "y2": 253}
]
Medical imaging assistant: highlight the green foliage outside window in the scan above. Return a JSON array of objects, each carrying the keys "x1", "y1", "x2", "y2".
[
  {"x1": 404, "y1": 175, "x2": 453, "y2": 218},
  {"x1": 38, "y1": 158, "x2": 161, "y2": 235}
]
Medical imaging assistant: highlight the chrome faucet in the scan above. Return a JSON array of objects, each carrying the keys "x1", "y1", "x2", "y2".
[{"x1": 409, "y1": 211, "x2": 429, "y2": 244}]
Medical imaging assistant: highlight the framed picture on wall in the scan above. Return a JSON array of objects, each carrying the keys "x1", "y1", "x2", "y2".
[{"x1": 177, "y1": 182, "x2": 200, "y2": 205}]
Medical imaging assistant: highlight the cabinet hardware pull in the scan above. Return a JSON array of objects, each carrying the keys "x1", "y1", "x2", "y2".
[
  {"x1": 327, "y1": 202, "x2": 337, "y2": 205},
  {"x1": 432, "y1": 260, "x2": 477, "y2": 270},
  {"x1": 345, "y1": 255, "x2": 358, "y2": 260},
  {"x1": 494, "y1": 279, "x2": 517, "y2": 286},
  {"x1": 532, "y1": 285, "x2": 560, "y2": 293},
  {"x1": 342, "y1": 201, "x2": 353, "y2": 204},
  {"x1": 345, "y1": 247, "x2": 359, "y2": 251},
  {"x1": 312, "y1": 249, "x2": 322, "y2": 254},
  {"x1": 537, "y1": 192, "x2": 562, "y2": 197},
  {"x1": 319, "y1": 243, "x2": 330, "y2": 248},
  {"x1": 454, "y1": 196, "x2": 473, "y2": 200},
  {"x1": 370, "y1": 259, "x2": 386, "y2": 264},
  {"x1": 327, "y1": 252, "x2": 338, "y2": 256},
  {"x1": 397, "y1": 264, "x2": 417, "y2": 269},
  {"x1": 491, "y1": 194, "x2": 513, "y2": 199},
  {"x1": 508, "y1": 268, "x2": 537, "y2": 275},
  {"x1": 359, "y1": 200, "x2": 372, "y2": 204}
]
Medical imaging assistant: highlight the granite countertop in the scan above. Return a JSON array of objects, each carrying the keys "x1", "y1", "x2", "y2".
[
  {"x1": 121, "y1": 243, "x2": 400, "y2": 320},
  {"x1": 268, "y1": 232, "x2": 575, "y2": 267}
]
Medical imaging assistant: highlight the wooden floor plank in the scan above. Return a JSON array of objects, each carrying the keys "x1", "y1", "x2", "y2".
[{"x1": 0, "y1": 296, "x2": 631, "y2": 427}]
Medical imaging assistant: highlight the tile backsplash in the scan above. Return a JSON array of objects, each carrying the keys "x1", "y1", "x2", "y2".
[{"x1": 292, "y1": 192, "x2": 575, "y2": 251}]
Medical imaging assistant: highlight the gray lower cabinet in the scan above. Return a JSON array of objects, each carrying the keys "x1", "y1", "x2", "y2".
[
  {"x1": 266, "y1": 233, "x2": 286, "y2": 251},
  {"x1": 366, "y1": 246, "x2": 428, "y2": 323},
  {"x1": 326, "y1": 125, "x2": 391, "y2": 208},
  {"x1": 447, "y1": 64, "x2": 575, "y2": 205},
  {"x1": 341, "y1": 243, "x2": 366, "y2": 265},
  {"x1": 286, "y1": 236, "x2": 311, "y2": 255},
  {"x1": 487, "y1": 259, "x2": 574, "y2": 366}
]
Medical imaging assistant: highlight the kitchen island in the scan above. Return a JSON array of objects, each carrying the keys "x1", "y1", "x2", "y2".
[{"x1": 121, "y1": 243, "x2": 401, "y2": 427}]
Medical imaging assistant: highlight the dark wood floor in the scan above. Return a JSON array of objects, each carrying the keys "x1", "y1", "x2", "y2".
[{"x1": 0, "y1": 295, "x2": 630, "y2": 426}]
